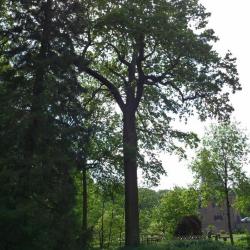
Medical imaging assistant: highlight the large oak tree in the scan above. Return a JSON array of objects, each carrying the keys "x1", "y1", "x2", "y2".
[{"x1": 75, "y1": 0, "x2": 241, "y2": 246}]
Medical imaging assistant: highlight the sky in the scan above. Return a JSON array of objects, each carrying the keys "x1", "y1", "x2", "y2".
[{"x1": 154, "y1": 0, "x2": 250, "y2": 190}]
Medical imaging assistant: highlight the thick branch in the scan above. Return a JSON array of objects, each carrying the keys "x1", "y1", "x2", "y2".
[
  {"x1": 135, "y1": 35, "x2": 146, "y2": 109},
  {"x1": 120, "y1": 50, "x2": 138, "y2": 107},
  {"x1": 127, "y1": 50, "x2": 137, "y2": 89},
  {"x1": 82, "y1": 29, "x2": 92, "y2": 56},
  {"x1": 85, "y1": 67, "x2": 125, "y2": 110},
  {"x1": 74, "y1": 57, "x2": 125, "y2": 110}
]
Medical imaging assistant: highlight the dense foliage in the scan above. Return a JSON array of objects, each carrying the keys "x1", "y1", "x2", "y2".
[
  {"x1": 152, "y1": 187, "x2": 199, "y2": 236},
  {"x1": 235, "y1": 179, "x2": 250, "y2": 216},
  {"x1": 0, "y1": 1, "x2": 87, "y2": 249}
]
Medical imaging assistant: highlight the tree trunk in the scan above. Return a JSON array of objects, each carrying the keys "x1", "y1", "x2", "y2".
[
  {"x1": 123, "y1": 110, "x2": 140, "y2": 247},
  {"x1": 82, "y1": 164, "x2": 88, "y2": 247},
  {"x1": 223, "y1": 159, "x2": 234, "y2": 246},
  {"x1": 100, "y1": 197, "x2": 105, "y2": 249},
  {"x1": 225, "y1": 188, "x2": 234, "y2": 245}
]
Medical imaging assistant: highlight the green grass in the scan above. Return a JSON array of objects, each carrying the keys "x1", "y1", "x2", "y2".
[
  {"x1": 234, "y1": 234, "x2": 246, "y2": 242},
  {"x1": 234, "y1": 233, "x2": 250, "y2": 249},
  {"x1": 121, "y1": 240, "x2": 245, "y2": 250},
  {"x1": 103, "y1": 234, "x2": 250, "y2": 250}
]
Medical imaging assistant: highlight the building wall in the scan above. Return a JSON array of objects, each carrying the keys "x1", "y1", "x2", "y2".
[{"x1": 200, "y1": 197, "x2": 241, "y2": 233}]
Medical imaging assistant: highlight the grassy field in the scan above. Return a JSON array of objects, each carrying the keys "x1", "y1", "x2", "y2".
[
  {"x1": 100, "y1": 233, "x2": 250, "y2": 250},
  {"x1": 123, "y1": 242, "x2": 237, "y2": 250},
  {"x1": 234, "y1": 233, "x2": 250, "y2": 249},
  {"x1": 120, "y1": 239, "x2": 249, "y2": 250}
]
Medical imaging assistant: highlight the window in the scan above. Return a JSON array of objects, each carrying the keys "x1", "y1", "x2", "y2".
[{"x1": 214, "y1": 215, "x2": 223, "y2": 221}]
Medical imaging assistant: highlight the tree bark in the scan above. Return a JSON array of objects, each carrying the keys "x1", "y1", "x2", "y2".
[
  {"x1": 100, "y1": 197, "x2": 105, "y2": 249},
  {"x1": 123, "y1": 109, "x2": 140, "y2": 247},
  {"x1": 223, "y1": 159, "x2": 234, "y2": 246},
  {"x1": 82, "y1": 164, "x2": 88, "y2": 246},
  {"x1": 225, "y1": 187, "x2": 234, "y2": 245}
]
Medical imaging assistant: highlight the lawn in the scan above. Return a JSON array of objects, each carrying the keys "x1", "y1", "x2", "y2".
[
  {"x1": 121, "y1": 240, "x2": 247, "y2": 250},
  {"x1": 234, "y1": 233, "x2": 250, "y2": 249}
]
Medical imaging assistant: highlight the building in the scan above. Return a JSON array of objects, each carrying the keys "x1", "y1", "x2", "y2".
[{"x1": 200, "y1": 198, "x2": 241, "y2": 233}]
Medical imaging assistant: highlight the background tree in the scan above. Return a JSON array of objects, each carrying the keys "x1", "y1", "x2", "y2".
[
  {"x1": 234, "y1": 178, "x2": 250, "y2": 217},
  {"x1": 74, "y1": 0, "x2": 241, "y2": 246},
  {"x1": 191, "y1": 122, "x2": 249, "y2": 245},
  {"x1": 139, "y1": 188, "x2": 163, "y2": 236},
  {"x1": 152, "y1": 187, "x2": 199, "y2": 237},
  {"x1": 72, "y1": 80, "x2": 127, "y2": 249},
  {"x1": 74, "y1": 175, "x2": 125, "y2": 249},
  {"x1": 74, "y1": 84, "x2": 123, "y2": 249},
  {"x1": 0, "y1": 1, "x2": 88, "y2": 249}
]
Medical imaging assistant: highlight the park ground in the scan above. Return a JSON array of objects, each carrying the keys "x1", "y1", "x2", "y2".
[{"x1": 106, "y1": 233, "x2": 250, "y2": 250}]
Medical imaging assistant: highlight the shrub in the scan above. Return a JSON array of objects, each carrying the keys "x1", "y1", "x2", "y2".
[{"x1": 174, "y1": 215, "x2": 202, "y2": 237}]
